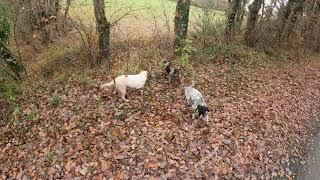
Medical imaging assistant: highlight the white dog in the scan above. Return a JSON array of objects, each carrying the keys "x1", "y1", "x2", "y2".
[{"x1": 100, "y1": 71, "x2": 148, "y2": 101}]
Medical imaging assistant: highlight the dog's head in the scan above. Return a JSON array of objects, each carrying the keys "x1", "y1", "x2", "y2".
[
  {"x1": 164, "y1": 61, "x2": 171, "y2": 74},
  {"x1": 164, "y1": 61, "x2": 171, "y2": 67},
  {"x1": 140, "y1": 70, "x2": 148, "y2": 77},
  {"x1": 197, "y1": 105, "x2": 209, "y2": 119}
]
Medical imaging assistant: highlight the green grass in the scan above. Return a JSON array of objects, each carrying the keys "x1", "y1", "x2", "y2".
[
  {"x1": 48, "y1": 95, "x2": 62, "y2": 107},
  {"x1": 32, "y1": 44, "x2": 76, "y2": 77},
  {"x1": 44, "y1": 150, "x2": 54, "y2": 162},
  {"x1": 27, "y1": 107, "x2": 38, "y2": 121},
  {"x1": 54, "y1": 73, "x2": 67, "y2": 84},
  {"x1": 69, "y1": 0, "x2": 225, "y2": 35},
  {"x1": 0, "y1": 83, "x2": 23, "y2": 102},
  {"x1": 79, "y1": 74, "x2": 96, "y2": 89}
]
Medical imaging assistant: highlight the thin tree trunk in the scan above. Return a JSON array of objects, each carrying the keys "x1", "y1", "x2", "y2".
[
  {"x1": 225, "y1": 0, "x2": 241, "y2": 40},
  {"x1": 235, "y1": 0, "x2": 248, "y2": 30},
  {"x1": 278, "y1": 0, "x2": 294, "y2": 38},
  {"x1": 0, "y1": 41, "x2": 24, "y2": 81},
  {"x1": 54, "y1": 0, "x2": 60, "y2": 17},
  {"x1": 23, "y1": 0, "x2": 34, "y2": 44},
  {"x1": 62, "y1": 0, "x2": 71, "y2": 33},
  {"x1": 278, "y1": 0, "x2": 305, "y2": 41},
  {"x1": 173, "y1": 0, "x2": 191, "y2": 51},
  {"x1": 93, "y1": 0, "x2": 110, "y2": 60},
  {"x1": 285, "y1": 0, "x2": 305, "y2": 39},
  {"x1": 244, "y1": 0, "x2": 264, "y2": 46},
  {"x1": 303, "y1": 0, "x2": 320, "y2": 50}
]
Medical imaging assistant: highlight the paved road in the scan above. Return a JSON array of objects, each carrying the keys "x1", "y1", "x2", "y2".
[{"x1": 297, "y1": 132, "x2": 320, "y2": 180}]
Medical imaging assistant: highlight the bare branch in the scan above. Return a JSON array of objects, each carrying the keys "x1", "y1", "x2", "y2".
[{"x1": 110, "y1": 8, "x2": 145, "y2": 27}]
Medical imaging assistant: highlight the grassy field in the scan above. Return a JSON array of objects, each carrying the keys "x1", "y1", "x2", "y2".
[{"x1": 69, "y1": 0, "x2": 225, "y2": 38}]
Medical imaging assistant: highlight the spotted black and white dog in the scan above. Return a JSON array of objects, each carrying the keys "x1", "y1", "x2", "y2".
[
  {"x1": 164, "y1": 61, "x2": 179, "y2": 82},
  {"x1": 184, "y1": 83, "x2": 209, "y2": 125}
]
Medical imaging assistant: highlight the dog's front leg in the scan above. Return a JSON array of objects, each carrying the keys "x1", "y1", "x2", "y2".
[
  {"x1": 205, "y1": 115, "x2": 209, "y2": 126},
  {"x1": 185, "y1": 98, "x2": 191, "y2": 106},
  {"x1": 191, "y1": 109, "x2": 196, "y2": 120}
]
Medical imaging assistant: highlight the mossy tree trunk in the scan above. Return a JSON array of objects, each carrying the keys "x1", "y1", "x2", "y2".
[
  {"x1": 278, "y1": 0, "x2": 305, "y2": 41},
  {"x1": 174, "y1": 0, "x2": 191, "y2": 52},
  {"x1": 93, "y1": 0, "x2": 110, "y2": 60},
  {"x1": 244, "y1": 0, "x2": 264, "y2": 46},
  {"x1": 62, "y1": 0, "x2": 71, "y2": 33},
  {"x1": 0, "y1": 41, "x2": 24, "y2": 81},
  {"x1": 225, "y1": 0, "x2": 242, "y2": 40},
  {"x1": 285, "y1": 0, "x2": 305, "y2": 39}
]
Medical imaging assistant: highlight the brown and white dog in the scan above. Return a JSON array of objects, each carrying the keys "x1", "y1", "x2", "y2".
[{"x1": 100, "y1": 71, "x2": 148, "y2": 101}]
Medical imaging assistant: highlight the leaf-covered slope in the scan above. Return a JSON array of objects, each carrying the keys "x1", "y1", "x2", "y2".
[{"x1": 1, "y1": 57, "x2": 320, "y2": 179}]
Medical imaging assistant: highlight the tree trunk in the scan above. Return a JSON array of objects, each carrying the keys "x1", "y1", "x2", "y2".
[
  {"x1": 49, "y1": 0, "x2": 60, "y2": 33},
  {"x1": 0, "y1": 41, "x2": 24, "y2": 80},
  {"x1": 54, "y1": 0, "x2": 60, "y2": 17},
  {"x1": 303, "y1": 0, "x2": 320, "y2": 51},
  {"x1": 62, "y1": 0, "x2": 71, "y2": 33},
  {"x1": 21, "y1": 0, "x2": 34, "y2": 44},
  {"x1": 244, "y1": 0, "x2": 264, "y2": 46},
  {"x1": 285, "y1": 0, "x2": 305, "y2": 39},
  {"x1": 50, "y1": 0, "x2": 60, "y2": 23},
  {"x1": 235, "y1": 0, "x2": 248, "y2": 30},
  {"x1": 278, "y1": 0, "x2": 294, "y2": 37},
  {"x1": 173, "y1": 0, "x2": 191, "y2": 51},
  {"x1": 225, "y1": 0, "x2": 242, "y2": 40},
  {"x1": 93, "y1": 0, "x2": 110, "y2": 60},
  {"x1": 278, "y1": 0, "x2": 305, "y2": 41}
]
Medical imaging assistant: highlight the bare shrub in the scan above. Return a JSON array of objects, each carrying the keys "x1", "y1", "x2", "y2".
[
  {"x1": 191, "y1": 2, "x2": 226, "y2": 48},
  {"x1": 70, "y1": 15, "x2": 99, "y2": 67}
]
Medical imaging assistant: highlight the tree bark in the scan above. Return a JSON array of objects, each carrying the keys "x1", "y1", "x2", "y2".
[
  {"x1": 62, "y1": 0, "x2": 71, "y2": 33},
  {"x1": 285, "y1": 0, "x2": 305, "y2": 39},
  {"x1": 235, "y1": 0, "x2": 248, "y2": 30},
  {"x1": 0, "y1": 41, "x2": 24, "y2": 80},
  {"x1": 278, "y1": 0, "x2": 305, "y2": 41},
  {"x1": 21, "y1": 0, "x2": 34, "y2": 44},
  {"x1": 244, "y1": 0, "x2": 264, "y2": 46},
  {"x1": 93, "y1": 0, "x2": 110, "y2": 60},
  {"x1": 303, "y1": 0, "x2": 320, "y2": 51},
  {"x1": 173, "y1": 0, "x2": 191, "y2": 51},
  {"x1": 225, "y1": 0, "x2": 242, "y2": 40}
]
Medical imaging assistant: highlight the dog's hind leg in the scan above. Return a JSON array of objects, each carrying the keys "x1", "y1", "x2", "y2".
[
  {"x1": 122, "y1": 96, "x2": 129, "y2": 102},
  {"x1": 118, "y1": 86, "x2": 129, "y2": 102}
]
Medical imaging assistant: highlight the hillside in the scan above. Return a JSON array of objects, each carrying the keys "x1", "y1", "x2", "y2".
[{"x1": 1, "y1": 37, "x2": 320, "y2": 178}]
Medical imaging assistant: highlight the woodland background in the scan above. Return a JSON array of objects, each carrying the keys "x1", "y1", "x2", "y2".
[{"x1": 1, "y1": 0, "x2": 320, "y2": 178}]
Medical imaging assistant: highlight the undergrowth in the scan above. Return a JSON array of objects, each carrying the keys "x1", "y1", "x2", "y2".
[
  {"x1": 31, "y1": 44, "x2": 80, "y2": 77},
  {"x1": 1, "y1": 35, "x2": 317, "y2": 127}
]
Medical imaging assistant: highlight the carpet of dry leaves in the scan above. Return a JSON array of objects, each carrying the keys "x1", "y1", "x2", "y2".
[{"x1": 1, "y1": 44, "x2": 320, "y2": 179}]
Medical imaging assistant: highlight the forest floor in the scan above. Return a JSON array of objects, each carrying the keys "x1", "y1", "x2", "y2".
[{"x1": 1, "y1": 39, "x2": 320, "y2": 179}]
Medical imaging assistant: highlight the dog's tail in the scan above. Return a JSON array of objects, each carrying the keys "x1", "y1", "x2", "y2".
[{"x1": 100, "y1": 80, "x2": 115, "y2": 89}]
